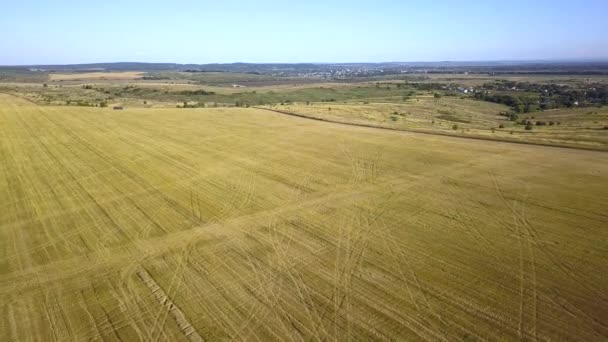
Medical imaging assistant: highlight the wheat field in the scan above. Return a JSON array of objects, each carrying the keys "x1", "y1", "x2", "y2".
[
  {"x1": 48, "y1": 72, "x2": 145, "y2": 82},
  {"x1": 1, "y1": 93, "x2": 607, "y2": 341}
]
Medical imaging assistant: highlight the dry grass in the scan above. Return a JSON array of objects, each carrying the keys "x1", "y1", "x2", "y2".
[
  {"x1": 274, "y1": 99, "x2": 608, "y2": 150},
  {"x1": 281, "y1": 97, "x2": 508, "y2": 128},
  {"x1": 49, "y1": 72, "x2": 144, "y2": 81},
  {"x1": 1, "y1": 93, "x2": 607, "y2": 340}
]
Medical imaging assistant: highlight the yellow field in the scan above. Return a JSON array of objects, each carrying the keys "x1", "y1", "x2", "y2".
[
  {"x1": 49, "y1": 72, "x2": 144, "y2": 81},
  {"x1": 1, "y1": 93, "x2": 607, "y2": 340}
]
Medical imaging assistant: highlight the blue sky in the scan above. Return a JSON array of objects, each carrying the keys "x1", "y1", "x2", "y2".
[{"x1": 1, "y1": 0, "x2": 607, "y2": 65}]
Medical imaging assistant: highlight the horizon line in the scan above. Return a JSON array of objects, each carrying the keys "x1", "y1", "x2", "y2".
[{"x1": 3, "y1": 58, "x2": 608, "y2": 68}]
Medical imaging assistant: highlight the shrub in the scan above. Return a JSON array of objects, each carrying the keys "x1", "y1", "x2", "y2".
[
  {"x1": 452, "y1": 124, "x2": 459, "y2": 130},
  {"x1": 178, "y1": 90, "x2": 215, "y2": 96},
  {"x1": 499, "y1": 124, "x2": 505, "y2": 128},
  {"x1": 434, "y1": 93, "x2": 442, "y2": 99},
  {"x1": 525, "y1": 124, "x2": 533, "y2": 130}
]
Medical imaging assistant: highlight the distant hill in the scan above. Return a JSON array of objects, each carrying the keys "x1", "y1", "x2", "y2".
[{"x1": 2, "y1": 60, "x2": 608, "y2": 75}]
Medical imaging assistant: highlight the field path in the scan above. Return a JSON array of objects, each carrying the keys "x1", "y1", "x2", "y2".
[{"x1": 254, "y1": 106, "x2": 608, "y2": 151}]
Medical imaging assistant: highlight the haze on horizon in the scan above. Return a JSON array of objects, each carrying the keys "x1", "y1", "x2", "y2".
[{"x1": 1, "y1": 0, "x2": 607, "y2": 65}]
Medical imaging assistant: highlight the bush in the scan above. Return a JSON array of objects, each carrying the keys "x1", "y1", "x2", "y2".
[
  {"x1": 178, "y1": 89, "x2": 215, "y2": 96},
  {"x1": 434, "y1": 93, "x2": 442, "y2": 99},
  {"x1": 499, "y1": 124, "x2": 505, "y2": 128},
  {"x1": 525, "y1": 124, "x2": 533, "y2": 130},
  {"x1": 452, "y1": 124, "x2": 459, "y2": 130}
]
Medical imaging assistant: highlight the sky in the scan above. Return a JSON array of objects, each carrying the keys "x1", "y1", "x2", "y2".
[{"x1": 1, "y1": 0, "x2": 607, "y2": 65}]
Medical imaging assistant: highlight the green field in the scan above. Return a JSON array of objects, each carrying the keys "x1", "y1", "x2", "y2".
[{"x1": 1, "y1": 93, "x2": 607, "y2": 340}]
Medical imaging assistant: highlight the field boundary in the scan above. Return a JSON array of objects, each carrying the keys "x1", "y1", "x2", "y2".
[
  {"x1": 0, "y1": 91, "x2": 41, "y2": 106},
  {"x1": 253, "y1": 107, "x2": 608, "y2": 152}
]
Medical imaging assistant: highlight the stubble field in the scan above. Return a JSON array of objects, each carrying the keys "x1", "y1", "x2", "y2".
[
  {"x1": 48, "y1": 72, "x2": 145, "y2": 82},
  {"x1": 1, "y1": 93, "x2": 607, "y2": 341}
]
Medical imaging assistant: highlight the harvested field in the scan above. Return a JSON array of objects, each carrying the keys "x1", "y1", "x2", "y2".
[
  {"x1": 1, "y1": 93, "x2": 607, "y2": 340},
  {"x1": 49, "y1": 72, "x2": 144, "y2": 81}
]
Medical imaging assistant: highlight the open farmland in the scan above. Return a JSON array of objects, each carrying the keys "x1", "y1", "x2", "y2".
[
  {"x1": 48, "y1": 72, "x2": 145, "y2": 82},
  {"x1": 1, "y1": 93, "x2": 607, "y2": 340}
]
